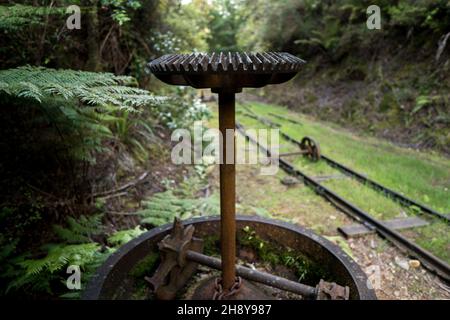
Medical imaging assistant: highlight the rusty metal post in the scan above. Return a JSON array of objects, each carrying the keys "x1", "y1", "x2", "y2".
[
  {"x1": 218, "y1": 92, "x2": 236, "y2": 291},
  {"x1": 148, "y1": 52, "x2": 306, "y2": 298}
]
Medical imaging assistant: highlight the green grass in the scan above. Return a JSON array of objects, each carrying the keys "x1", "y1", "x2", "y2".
[
  {"x1": 235, "y1": 101, "x2": 450, "y2": 263},
  {"x1": 241, "y1": 102, "x2": 450, "y2": 213}
]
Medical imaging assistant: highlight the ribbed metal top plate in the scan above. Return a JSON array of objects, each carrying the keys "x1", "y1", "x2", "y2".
[{"x1": 148, "y1": 52, "x2": 305, "y2": 74}]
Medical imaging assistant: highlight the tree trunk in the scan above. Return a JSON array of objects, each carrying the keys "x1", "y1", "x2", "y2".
[{"x1": 84, "y1": 0, "x2": 101, "y2": 71}]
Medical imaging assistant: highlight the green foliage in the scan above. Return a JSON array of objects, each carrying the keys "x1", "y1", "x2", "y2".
[
  {"x1": 240, "y1": 226, "x2": 332, "y2": 283},
  {"x1": 2, "y1": 213, "x2": 151, "y2": 297},
  {"x1": 0, "y1": 0, "x2": 215, "y2": 300},
  {"x1": 137, "y1": 190, "x2": 220, "y2": 226},
  {"x1": 26, "y1": 214, "x2": 103, "y2": 269},
  {"x1": 251, "y1": 207, "x2": 273, "y2": 219},
  {"x1": 387, "y1": 0, "x2": 450, "y2": 32},
  {"x1": 104, "y1": 106, "x2": 159, "y2": 164},
  {"x1": 0, "y1": 66, "x2": 161, "y2": 110},
  {"x1": 2, "y1": 214, "x2": 109, "y2": 296},
  {"x1": 157, "y1": 95, "x2": 212, "y2": 129},
  {"x1": 53, "y1": 215, "x2": 103, "y2": 244},
  {"x1": 107, "y1": 226, "x2": 147, "y2": 247},
  {"x1": 0, "y1": 66, "x2": 165, "y2": 164},
  {"x1": 239, "y1": 0, "x2": 450, "y2": 58},
  {"x1": 162, "y1": 0, "x2": 211, "y2": 53},
  {"x1": 101, "y1": 0, "x2": 142, "y2": 25},
  {"x1": 388, "y1": 2, "x2": 427, "y2": 27},
  {"x1": 324, "y1": 236, "x2": 354, "y2": 259},
  {"x1": 207, "y1": 0, "x2": 246, "y2": 52},
  {"x1": 415, "y1": 220, "x2": 450, "y2": 264},
  {"x1": 412, "y1": 95, "x2": 432, "y2": 115},
  {"x1": 137, "y1": 164, "x2": 219, "y2": 227},
  {"x1": 379, "y1": 92, "x2": 400, "y2": 113},
  {"x1": 15, "y1": 243, "x2": 100, "y2": 282},
  {"x1": 239, "y1": 101, "x2": 450, "y2": 264},
  {"x1": 149, "y1": 30, "x2": 186, "y2": 55},
  {"x1": 129, "y1": 251, "x2": 160, "y2": 293},
  {"x1": 7, "y1": 242, "x2": 113, "y2": 297},
  {"x1": 0, "y1": 4, "x2": 65, "y2": 31},
  {"x1": 236, "y1": 1, "x2": 449, "y2": 153}
]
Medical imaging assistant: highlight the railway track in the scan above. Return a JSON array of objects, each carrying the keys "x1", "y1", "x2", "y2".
[
  {"x1": 278, "y1": 129, "x2": 450, "y2": 224},
  {"x1": 246, "y1": 112, "x2": 450, "y2": 224},
  {"x1": 235, "y1": 121, "x2": 450, "y2": 282}
]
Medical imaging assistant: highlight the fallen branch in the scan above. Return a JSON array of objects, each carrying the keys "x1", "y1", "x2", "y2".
[
  {"x1": 93, "y1": 171, "x2": 149, "y2": 198},
  {"x1": 98, "y1": 191, "x2": 129, "y2": 200}
]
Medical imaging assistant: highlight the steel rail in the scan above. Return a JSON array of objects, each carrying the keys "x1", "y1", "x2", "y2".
[
  {"x1": 268, "y1": 112, "x2": 302, "y2": 125},
  {"x1": 321, "y1": 155, "x2": 450, "y2": 223},
  {"x1": 240, "y1": 111, "x2": 280, "y2": 128},
  {"x1": 236, "y1": 122, "x2": 450, "y2": 282},
  {"x1": 255, "y1": 113, "x2": 450, "y2": 224}
]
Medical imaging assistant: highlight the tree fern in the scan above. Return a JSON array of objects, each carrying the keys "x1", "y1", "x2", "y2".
[
  {"x1": 0, "y1": 66, "x2": 163, "y2": 111},
  {"x1": 0, "y1": 4, "x2": 66, "y2": 31},
  {"x1": 0, "y1": 66, "x2": 166, "y2": 164}
]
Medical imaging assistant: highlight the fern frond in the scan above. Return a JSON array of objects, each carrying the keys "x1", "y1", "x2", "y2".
[
  {"x1": 0, "y1": 4, "x2": 66, "y2": 31},
  {"x1": 53, "y1": 215, "x2": 102, "y2": 244},
  {"x1": 0, "y1": 66, "x2": 165, "y2": 111},
  {"x1": 19, "y1": 243, "x2": 101, "y2": 276},
  {"x1": 137, "y1": 190, "x2": 219, "y2": 227},
  {"x1": 107, "y1": 226, "x2": 147, "y2": 247}
]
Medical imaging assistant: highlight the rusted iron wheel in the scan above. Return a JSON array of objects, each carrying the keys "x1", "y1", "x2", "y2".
[
  {"x1": 83, "y1": 216, "x2": 376, "y2": 300},
  {"x1": 300, "y1": 136, "x2": 321, "y2": 162}
]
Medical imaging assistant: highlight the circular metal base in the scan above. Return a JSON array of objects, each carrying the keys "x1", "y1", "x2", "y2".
[
  {"x1": 83, "y1": 216, "x2": 377, "y2": 300},
  {"x1": 191, "y1": 276, "x2": 272, "y2": 300}
]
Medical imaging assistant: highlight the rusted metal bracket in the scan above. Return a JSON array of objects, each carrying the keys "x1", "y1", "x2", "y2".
[
  {"x1": 147, "y1": 219, "x2": 350, "y2": 300},
  {"x1": 145, "y1": 218, "x2": 203, "y2": 300}
]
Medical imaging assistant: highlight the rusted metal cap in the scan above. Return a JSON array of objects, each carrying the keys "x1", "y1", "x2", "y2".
[{"x1": 148, "y1": 52, "x2": 305, "y2": 92}]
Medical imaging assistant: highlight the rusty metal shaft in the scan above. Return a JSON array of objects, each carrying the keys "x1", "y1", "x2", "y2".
[
  {"x1": 218, "y1": 92, "x2": 236, "y2": 291},
  {"x1": 186, "y1": 250, "x2": 318, "y2": 298}
]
